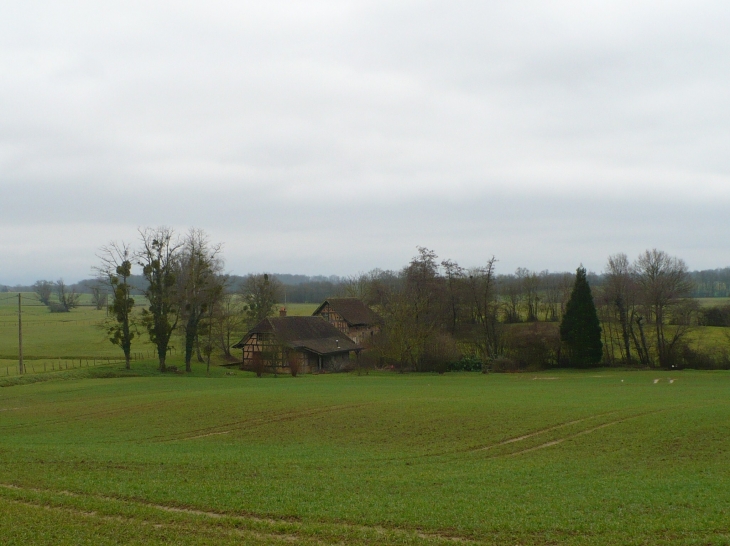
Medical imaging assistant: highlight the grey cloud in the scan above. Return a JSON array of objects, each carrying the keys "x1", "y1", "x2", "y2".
[{"x1": 1, "y1": 1, "x2": 729, "y2": 283}]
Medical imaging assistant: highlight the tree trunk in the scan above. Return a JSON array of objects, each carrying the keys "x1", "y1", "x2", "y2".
[
  {"x1": 122, "y1": 316, "x2": 132, "y2": 370},
  {"x1": 616, "y1": 297, "x2": 632, "y2": 364},
  {"x1": 633, "y1": 316, "x2": 651, "y2": 367},
  {"x1": 196, "y1": 334, "x2": 205, "y2": 363},
  {"x1": 184, "y1": 314, "x2": 198, "y2": 373}
]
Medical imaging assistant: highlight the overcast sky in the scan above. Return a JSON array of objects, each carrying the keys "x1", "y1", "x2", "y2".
[{"x1": 1, "y1": 1, "x2": 728, "y2": 284}]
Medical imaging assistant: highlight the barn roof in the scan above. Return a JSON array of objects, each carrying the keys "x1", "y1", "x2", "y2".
[
  {"x1": 312, "y1": 298, "x2": 381, "y2": 326},
  {"x1": 232, "y1": 316, "x2": 360, "y2": 356}
]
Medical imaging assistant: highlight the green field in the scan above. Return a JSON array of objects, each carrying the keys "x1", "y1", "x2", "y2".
[
  {"x1": 2, "y1": 293, "x2": 730, "y2": 544},
  {"x1": 696, "y1": 298, "x2": 730, "y2": 308},
  {"x1": 2, "y1": 367, "x2": 730, "y2": 545},
  {"x1": 0, "y1": 295, "x2": 316, "y2": 376}
]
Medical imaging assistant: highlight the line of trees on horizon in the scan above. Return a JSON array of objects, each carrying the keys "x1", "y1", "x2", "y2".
[
  {"x1": 4, "y1": 266, "x2": 730, "y2": 301},
  {"x1": 340, "y1": 247, "x2": 728, "y2": 372},
  {"x1": 3, "y1": 229, "x2": 729, "y2": 373}
]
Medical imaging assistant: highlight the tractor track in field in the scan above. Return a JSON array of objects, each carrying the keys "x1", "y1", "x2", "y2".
[
  {"x1": 151, "y1": 403, "x2": 374, "y2": 443},
  {"x1": 368, "y1": 411, "x2": 621, "y2": 465},
  {"x1": 0, "y1": 482, "x2": 479, "y2": 544},
  {"x1": 0, "y1": 494, "x2": 305, "y2": 544},
  {"x1": 471, "y1": 411, "x2": 619, "y2": 453},
  {"x1": 380, "y1": 408, "x2": 675, "y2": 466},
  {"x1": 495, "y1": 408, "x2": 669, "y2": 458}
]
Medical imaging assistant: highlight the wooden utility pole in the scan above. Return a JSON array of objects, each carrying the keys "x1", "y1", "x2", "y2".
[{"x1": 18, "y1": 293, "x2": 24, "y2": 375}]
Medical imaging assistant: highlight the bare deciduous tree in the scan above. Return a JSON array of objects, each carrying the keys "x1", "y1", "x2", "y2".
[
  {"x1": 466, "y1": 256, "x2": 503, "y2": 362},
  {"x1": 502, "y1": 274, "x2": 523, "y2": 323},
  {"x1": 603, "y1": 253, "x2": 637, "y2": 365},
  {"x1": 55, "y1": 279, "x2": 80, "y2": 312},
  {"x1": 33, "y1": 280, "x2": 53, "y2": 306},
  {"x1": 138, "y1": 227, "x2": 182, "y2": 372},
  {"x1": 90, "y1": 283, "x2": 108, "y2": 311},
  {"x1": 96, "y1": 242, "x2": 136, "y2": 369},
  {"x1": 517, "y1": 268, "x2": 540, "y2": 322},
  {"x1": 240, "y1": 273, "x2": 282, "y2": 325},
  {"x1": 211, "y1": 293, "x2": 246, "y2": 358},
  {"x1": 633, "y1": 249, "x2": 694, "y2": 367},
  {"x1": 441, "y1": 259, "x2": 465, "y2": 335},
  {"x1": 177, "y1": 229, "x2": 225, "y2": 373}
]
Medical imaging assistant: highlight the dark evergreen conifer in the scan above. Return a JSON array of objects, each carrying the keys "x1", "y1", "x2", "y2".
[{"x1": 560, "y1": 267, "x2": 603, "y2": 367}]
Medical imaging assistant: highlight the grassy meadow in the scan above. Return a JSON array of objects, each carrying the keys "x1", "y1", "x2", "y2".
[
  {"x1": 2, "y1": 293, "x2": 730, "y2": 544},
  {"x1": 0, "y1": 295, "x2": 316, "y2": 376},
  {"x1": 2, "y1": 367, "x2": 730, "y2": 545}
]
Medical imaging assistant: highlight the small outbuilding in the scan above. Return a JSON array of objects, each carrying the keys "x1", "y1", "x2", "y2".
[
  {"x1": 312, "y1": 298, "x2": 381, "y2": 344},
  {"x1": 233, "y1": 316, "x2": 361, "y2": 373}
]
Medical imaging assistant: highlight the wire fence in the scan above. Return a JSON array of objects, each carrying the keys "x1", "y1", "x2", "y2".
[
  {"x1": 2, "y1": 357, "x2": 124, "y2": 377},
  {"x1": 0, "y1": 319, "x2": 106, "y2": 327},
  {"x1": 1, "y1": 348, "x2": 178, "y2": 377}
]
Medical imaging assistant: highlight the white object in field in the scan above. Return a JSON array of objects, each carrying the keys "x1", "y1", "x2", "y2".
[{"x1": 653, "y1": 379, "x2": 660, "y2": 384}]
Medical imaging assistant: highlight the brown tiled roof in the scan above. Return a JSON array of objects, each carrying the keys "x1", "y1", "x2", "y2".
[
  {"x1": 312, "y1": 298, "x2": 381, "y2": 326},
  {"x1": 232, "y1": 316, "x2": 360, "y2": 355}
]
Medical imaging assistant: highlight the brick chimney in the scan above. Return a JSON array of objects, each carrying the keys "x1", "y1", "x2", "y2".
[{"x1": 279, "y1": 307, "x2": 287, "y2": 317}]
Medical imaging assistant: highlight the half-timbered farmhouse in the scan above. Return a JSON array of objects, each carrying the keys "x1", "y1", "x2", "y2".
[
  {"x1": 312, "y1": 298, "x2": 381, "y2": 344},
  {"x1": 232, "y1": 316, "x2": 361, "y2": 373}
]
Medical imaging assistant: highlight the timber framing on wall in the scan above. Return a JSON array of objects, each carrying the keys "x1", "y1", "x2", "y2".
[
  {"x1": 312, "y1": 298, "x2": 381, "y2": 344},
  {"x1": 232, "y1": 316, "x2": 361, "y2": 373}
]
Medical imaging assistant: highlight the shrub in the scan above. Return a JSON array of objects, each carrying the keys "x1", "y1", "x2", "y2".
[
  {"x1": 673, "y1": 343, "x2": 730, "y2": 370},
  {"x1": 48, "y1": 302, "x2": 69, "y2": 313},
  {"x1": 699, "y1": 305, "x2": 730, "y2": 327},
  {"x1": 421, "y1": 332, "x2": 461, "y2": 373},
  {"x1": 504, "y1": 323, "x2": 560, "y2": 371},
  {"x1": 490, "y1": 356, "x2": 519, "y2": 373},
  {"x1": 448, "y1": 355, "x2": 483, "y2": 372}
]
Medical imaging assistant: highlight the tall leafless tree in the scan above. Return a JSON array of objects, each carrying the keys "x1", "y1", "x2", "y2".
[
  {"x1": 441, "y1": 259, "x2": 465, "y2": 335},
  {"x1": 211, "y1": 293, "x2": 246, "y2": 358},
  {"x1": 240, "y1": 273, "x2": 283, "y2": 326},
  {"x1": 138, "y1": 227, "x2": 182, "y2": 372},
  {"x1": 466, "y1": 256, "x2": 503, "y2": 361},
  {"x1": 177, "y1": 229, "x2": 225, "y2": 373},
  {"x1": 90, "y1": 283, "x2": 108, "y2": 311},
  {"x1": 96, "y1": 242, "x2": 136, "y2": 369},
  {"x1": 633, "y1": 249, "x2": 694, "y2": 367},
  {"x1": 55, "y1": 279, "x2": 80, "y2": 312},
  {"x1": 33, "y1": 280, "x2": 53, "y2": 306},
  {"x1": 603, "y1": 253, "x2": 641, "y2": 364}
]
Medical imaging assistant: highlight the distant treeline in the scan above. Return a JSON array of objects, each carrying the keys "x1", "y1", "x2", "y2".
[
  {"x1": 1, "y1": 273, "x2": 345, "y2": 303},
  {"x1": 2, "y1": 268, "x2": 729, "y2": 301}
]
